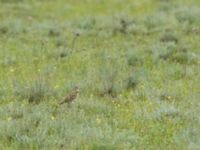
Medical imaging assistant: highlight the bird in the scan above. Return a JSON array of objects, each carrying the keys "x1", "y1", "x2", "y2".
[{"x1": 60, "y1": 86, "x2": 80, "y2": 105}]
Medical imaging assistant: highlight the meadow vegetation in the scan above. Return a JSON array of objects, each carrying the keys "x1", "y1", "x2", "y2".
[{"x1": 0, "y1": 0, "x2": 200, "y2": 149}]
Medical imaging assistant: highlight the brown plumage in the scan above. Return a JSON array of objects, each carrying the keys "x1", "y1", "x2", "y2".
[{"x1": 60, "y1": 86, "x2": 80, "y2": 105}]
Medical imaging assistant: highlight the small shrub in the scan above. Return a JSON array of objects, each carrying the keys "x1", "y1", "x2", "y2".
[
  {"x1": 172, "y1": 52, "x2": 200, "y2": 65},
  {"x1": 93, "y1": 51, "x2": 129, "y2": 98},
  {"x1": 113, "y1": 19, "x2": 131, "y2": 34},
  {"x1": 14, "y1": 78, "x2": 54, "y2": 104},
  {"x1": 160, "y1": 33, "x2": 178, "y2": 43},
  {"x1": 126, "y1": 50, "x2": 143, "y2": 67},
  {"x1": 97, "y1": 67, "x2": 118, "y2": 98},
  {"x1": 54, "y1": 48, "x2": 70, "y2": 59},
  {"x1": 48, "y1": 28, "x2": 61, "y2": 37},
  {"x1": 125, "y1": 74, "x2": 139, "y2": 90},
  {"x1": 111, "y1": 16, "x2": 137, "y2": 35},
  {"x1": 74, "y1": 17, "x2": 96, "y2": 30},
  {"x1": 159, "y1": 49, "x2": 174, "y2": 60},
  {"x1": 158, "y1": 1, "x2": 175, "y2": 12},
  {"x1": 0, "y1": 26, "x2": 8, "y2": 34},
  {"x1": 127, "y1": 55, "x2": 143, "y2": 66},
  {"x1": 0, "y1": 55, "x2": 17, "y2": 67},
  {"x1": 158, "y1": 44, "x2": 199, "y2": 65},
  {"x1": 3, "y1": 20, "x2": 26, "y2": 35},
  {"x1": 143, "y1": 13, "x2": 167, "y2": 29},
  {"x1": 171, "y1": 52, "x2": 189, "y2": 64},
  {"x1": 55, "y1": 36, "x2": 67, "y2": 47},
  {"x1": 176, "y1": 6, "x2": 200, "y2": 25}
]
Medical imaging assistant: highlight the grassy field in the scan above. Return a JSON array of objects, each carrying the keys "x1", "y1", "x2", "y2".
[{"x1": 0, "y1": 0, "x2": 200, "y2": 149}]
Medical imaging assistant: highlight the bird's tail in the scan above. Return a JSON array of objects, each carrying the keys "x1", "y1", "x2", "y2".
[{"x1": 59, "y1": 100, "x2": 65, "y2": 105}]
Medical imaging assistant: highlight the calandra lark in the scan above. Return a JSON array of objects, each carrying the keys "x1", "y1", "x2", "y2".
[{"x1": 60, "y1": 86, "x2": 80, "y2": 105}]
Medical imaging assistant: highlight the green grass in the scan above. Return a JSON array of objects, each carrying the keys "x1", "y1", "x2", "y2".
[{"x1": 0, "y1": 0, "x2": 200, "y2": 149}]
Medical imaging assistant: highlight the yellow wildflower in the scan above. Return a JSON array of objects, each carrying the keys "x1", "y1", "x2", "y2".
[
  {"x1": 51, "y1": 116, "x2": 55, "y2": 120},
  {"x1": 167, "y1": 96, "x2": 171, "y2": 100},
  {"x1": 54, "y1": 85, "x2": 59, "y2": 89},
  {"x1": 10, "y1": 68, "x2": 15, "y2": 73},
  {"x1": 90, "y1": 94, "x2": 93, "y2": 98},
  {"x1": 96, "y1": 118, "x2": 101, "y2": 124},
  {"x1": 7, "y1": 117, "x2": 12, "y2": 121}
]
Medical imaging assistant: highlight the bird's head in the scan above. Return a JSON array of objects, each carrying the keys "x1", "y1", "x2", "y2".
[{"x1": 74, "y1": 86, "x2": 80, "y2": 94}]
